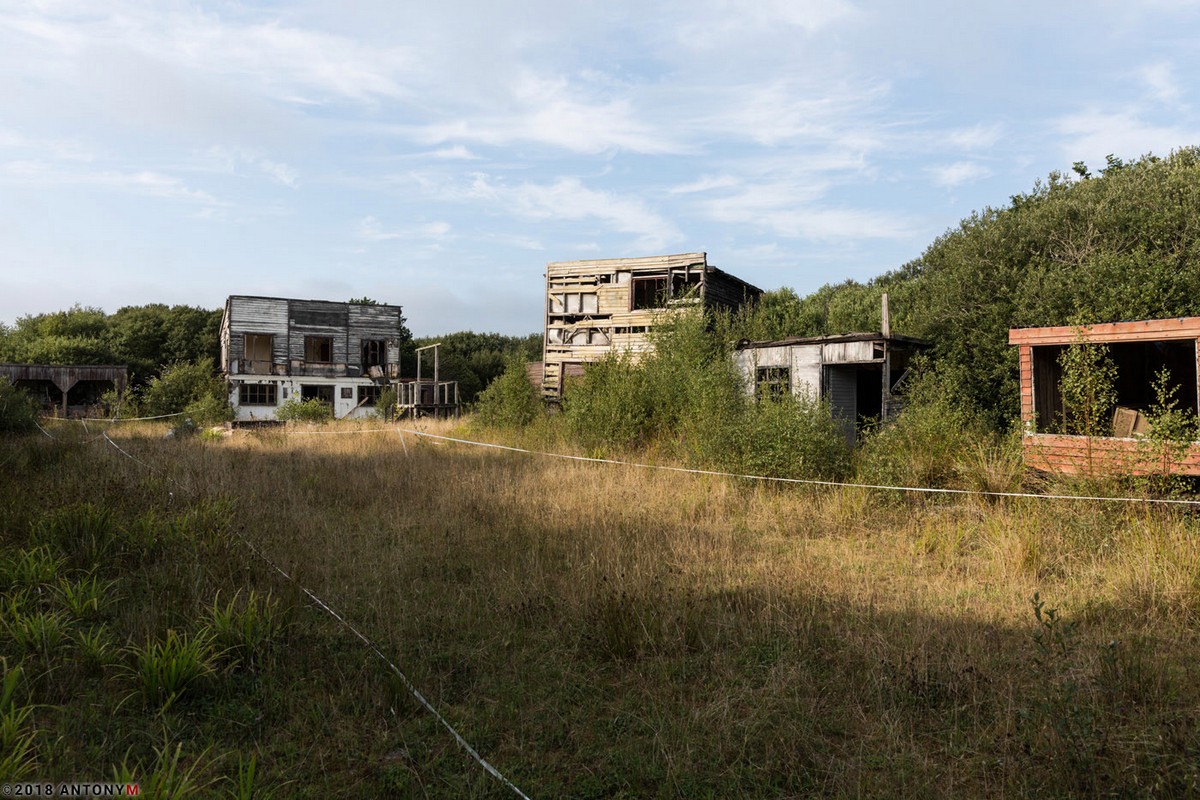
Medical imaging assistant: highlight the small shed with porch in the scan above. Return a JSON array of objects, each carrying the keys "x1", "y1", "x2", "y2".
[{"x1": 733, "y1": 332, "x2": 927, "y2": 445}]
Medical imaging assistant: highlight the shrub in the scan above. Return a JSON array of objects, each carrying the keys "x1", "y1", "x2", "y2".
[
  {"x1": 563, "y1": 353, "x2": 656, "y2": 450},
  {"x1": 475, "y1": 358, "x2": 541, "y2": 429},
  {"x1": 731, "y1": 396, "x2": 852, "y2": 480},
  {"x1": 374, "y1": 386, "x2": 398, "y2": 421},
  {"x1": 274, "y1": 397, "x2": 333, "y2": 424},
  {"x1": 183, "y1": 393, "x2": 234, "y2": 427},
  {"x1": 141, "y1": 359, "x2": 228, "y2": 418},
  {"x1": 856, "y1": 364, "x2": 993, "y2": 489},
  {"x1": 0, "y1": 379, "x2": 36, "y2": 434}
]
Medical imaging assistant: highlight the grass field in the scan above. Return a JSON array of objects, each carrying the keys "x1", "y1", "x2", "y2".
[{"x1": 3, "y1": 418, "x2": 1200, "y2": 797}]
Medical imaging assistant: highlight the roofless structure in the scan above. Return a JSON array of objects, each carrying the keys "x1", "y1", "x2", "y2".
[
  {"x1": 1010, "y1": 317, "x2": 1200, "y2": 475},
  {"x1": 540, "y1": 252, "x2": 761, "y2": 398}
]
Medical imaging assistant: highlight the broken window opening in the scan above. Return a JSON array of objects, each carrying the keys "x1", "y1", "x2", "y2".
[
  {"x1": 340, "y1": 386, "x2": 353, "y2": 399},
  {"x1": 361, "y1": 339, "x2": 386, "y2": 369},
  {"x1": 1032, "y1": 340, "x2": 1198, "y2": 435},
  {"x1": 239, "y1": 383, "x2": 277, "y2": 406},
  {"x1": 301, "y1": 384, "x2": 335, "y2": 405},
  {"x1": 305, "y1": 336, "x2": 333, "y2": 363},
  {"x1": 358, "y1": 385, "x2": 382, "y2": 406},
  {"x1": 671, "y1": 272, "x2": 702, "y2": 300},
  {"x1": 243, "y1": 334, "x2": 273, "y2": 374},
  {"x1": 755, "y1": 366, "x2": 791, "y2": 403},
  {"x1": 631, "y1": 277, "x2": 669, "y2": 310}
]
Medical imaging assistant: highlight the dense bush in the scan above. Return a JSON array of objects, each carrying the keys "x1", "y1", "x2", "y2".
[
  {"x1": 139, "y1": 360, "x2": 228, "y2": 419},
  {"x1": 730, "y1": 395, "x2": 852, "y2": 480},
  {"x1": 855, "y1": 363, "x2": 992, "y2": 489},
  {"x1": 274, "y1": 397, "x2": 333, "y2": 423},
  {"x1": 0, "y1": 379, "x2": 37, "y2": 433},
  {"x1": 558, "y1": 310, "x2": 852, "y2": 479},
  {"x1": 475, "y1": 359, "x2": 541, "y2": 429}
]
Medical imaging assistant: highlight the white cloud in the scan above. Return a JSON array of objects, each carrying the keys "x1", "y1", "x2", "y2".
[
  {"x1": 669, "y1": 175, "x2": 741, "y2": 194},
  {"x1": 1055, "y1": 110, "x2": 1193, "y2": 164},
  {"x1": 356, "y1": 215, "x2": 454, "y2": 243},
  {"x1": 431, "y1": 145, "x2": 480, "y2": 160},
  {"x1": 930, "y1": 161, "x2": 993, "y2": 187},
  {"x1": 704, "y1": 181, "x2": 914, "y2": 240},
  {"x1": 0, "y1": 160, "x2": 222, "y2": 204},
  {"x1": 257, "y1": 159, "x2": 298, "y2": 188},
  {"x1": 945, "y1": 123, "x2": 1004, "y2": 150},
  {"x1": 466, "y1": 174, "x2": 683, "y2": 251},
  {"x1": 1139, "y1": 62, "x2": 1183, "y2": 106}
]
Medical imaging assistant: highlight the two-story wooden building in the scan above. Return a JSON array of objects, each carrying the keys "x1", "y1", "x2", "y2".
[
  {"x1": 220, "y1": 296, "x2": 405, "y2": 421},
  {"x1": 540, "y1": 252, "x2": 761, "y2": 398}
]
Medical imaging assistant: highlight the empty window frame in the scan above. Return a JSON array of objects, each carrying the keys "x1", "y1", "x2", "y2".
[
  {"x1": 238, "y1": 383, "x2": 277, "y2": 406},
  {"x1": 671, "y1": 271, "x2": 702, "y2": 299},
  {"x1": 243, "y1": 334, "x2": 273, "y2": 373},
  {"x1": 340, "y1": 386, "x2": 353, "y2": 400},
  {"x1": 1031, "y1": 339, "x2": 1199, "y2": 434},
  {"x1": 358, "y1": 385, "x2": 382, "y2": 406},
  {"x1": 361, "y1": 339, "x2": 387, "y2": 369},
  {"x1": 549, "y1": 292, "x2": 598, "y2": 315},
  {"x1": 631, "y1": 276, "x2": 669, "y2": 310},
  {"x1": 305, "y1": 336, "x2": 333, "y2": 363},
  {"x1": 756, "y1": 366, "x2": 791, "y2": 403}
]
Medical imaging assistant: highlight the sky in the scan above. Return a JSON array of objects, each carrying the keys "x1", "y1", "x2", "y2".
[{"x1": 2, "y1": 1, "x2": 1199, "y2": 337}]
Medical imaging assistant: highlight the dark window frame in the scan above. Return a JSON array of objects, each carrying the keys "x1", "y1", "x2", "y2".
[
  {"x1": 238, "y1": 383, "x2": 277, "y2": 406},
  {"x1": 305, "y1": 336, "x2": 333, "y2": 363},
  {"x1": 361, "y1": 339, "x2": 387, "y2": 369},
  {"x1": 631, "y1": 276, "x2": 669, "y2": 310},
  {"x1": 755, "y1": 366, "x2": 791, "y2": 403},
  {"x1": 358, "y1": 385, "x2": 382, "y2": 406}
]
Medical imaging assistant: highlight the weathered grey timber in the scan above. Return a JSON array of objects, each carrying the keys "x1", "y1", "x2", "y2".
[{"x1": 541, "y1": 252, "x2": 761, "y2": 398}]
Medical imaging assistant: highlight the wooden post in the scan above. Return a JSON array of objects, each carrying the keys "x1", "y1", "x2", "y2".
[{"x1": 881, "y1": 292, "x2": 890, "y2": 338}]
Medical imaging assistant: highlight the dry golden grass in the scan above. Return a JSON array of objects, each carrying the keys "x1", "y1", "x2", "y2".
[{"x1": 11, "y1": 416, "x2": 1200, "y2": 796}]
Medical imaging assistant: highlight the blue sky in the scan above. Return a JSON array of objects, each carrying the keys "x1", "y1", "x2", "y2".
[{"x1": 2, "y1": 0, "x2": 1198, "y2": 336}]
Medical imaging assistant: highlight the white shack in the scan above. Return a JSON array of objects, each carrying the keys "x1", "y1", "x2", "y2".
[{"x1": 733, "y1": 332, "x2": 927, "y2": 444}]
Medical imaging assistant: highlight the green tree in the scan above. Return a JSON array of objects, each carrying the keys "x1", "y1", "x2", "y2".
[
  {"x1": 475, "y1": 358, "x2": 541, "y2": 428},
  {"x1": 139, "y1": 360, "x2": 227, "y2": 419}
]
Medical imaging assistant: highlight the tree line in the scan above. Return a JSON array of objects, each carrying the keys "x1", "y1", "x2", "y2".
[{"x1": 730, "y1": 147, "x2": 1200, "y2": 429}]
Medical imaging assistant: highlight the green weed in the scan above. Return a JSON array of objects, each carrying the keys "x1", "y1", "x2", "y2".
[
  {"x1": 128, "y1": 628, "x2": 222, "y2": 710},
  {"x1": 206, "y1": 590, "x2": 281, "y2": 669},
  {"x1": 113, "y1": 741, "x2": 215, "y2": 799},
  {"x1": 74, "y1": 625, "x2": 118, "y2": 674},
  {"x1": 56, "y1": 573, "x2": 113, "y2": 619},
  {"x1": 32, "y1": 504, "x2": 118, "y2": 568},
  {"x1": 5, "y1": 609, "x2": 69, "y2": 659},
  {"x1": 0, "y1": 546, "x2": 63, "y2": 589},
  {"x1": 0, "y1": 660, "x2": 38, "y2": 782}
]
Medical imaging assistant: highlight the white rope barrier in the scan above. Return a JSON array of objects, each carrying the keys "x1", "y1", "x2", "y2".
[
  {"x1": 93, "y1": 430, "x2": 531, "y2": 799},
  {"x1": 395, "y1": 428, "x2": 1200, "y2": 508},
  {"x1": 43, "y1": 411, "x2": 188, "y2": 423}
]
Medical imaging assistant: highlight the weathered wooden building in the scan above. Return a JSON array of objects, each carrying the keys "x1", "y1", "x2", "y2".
[
  {"x1": 1010, "y1": 317, "x2": 1200, "y2": 474},
  {"x1": 221, "y1": 296, "x2": 412, "y2": 421},
  {"x1": 0, "y1": 363, "x2": 128, "y2": 416},
  {"x1": 540, "y1": 252, "x2": 761, "y2": 397},
  {"x1": 733, "y1": 332, "x2": 927, "y2": 445}
]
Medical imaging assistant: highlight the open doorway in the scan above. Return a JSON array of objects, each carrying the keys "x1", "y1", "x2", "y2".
[{"x1": 823, "y1": 364, "x2": 883, "y2": 445}]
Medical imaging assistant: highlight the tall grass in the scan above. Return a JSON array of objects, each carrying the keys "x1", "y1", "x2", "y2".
[{"x1": 5, "y1": 415, "x2": 1200, "y2": 796}]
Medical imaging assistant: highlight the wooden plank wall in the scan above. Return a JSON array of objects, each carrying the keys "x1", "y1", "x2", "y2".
[
  {"x1": 1011, "y1": 317, "x2": 1200, "y2": 475},
  {"x1": 223, "y1": 297, "x2": 405, "y2": 374},
  {"x1": 541, "y1": 253, "x2": 761, "y2": 396},
  {"x1": 1023, "y1": 434, "x2": 1200, "y2": 476}
]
